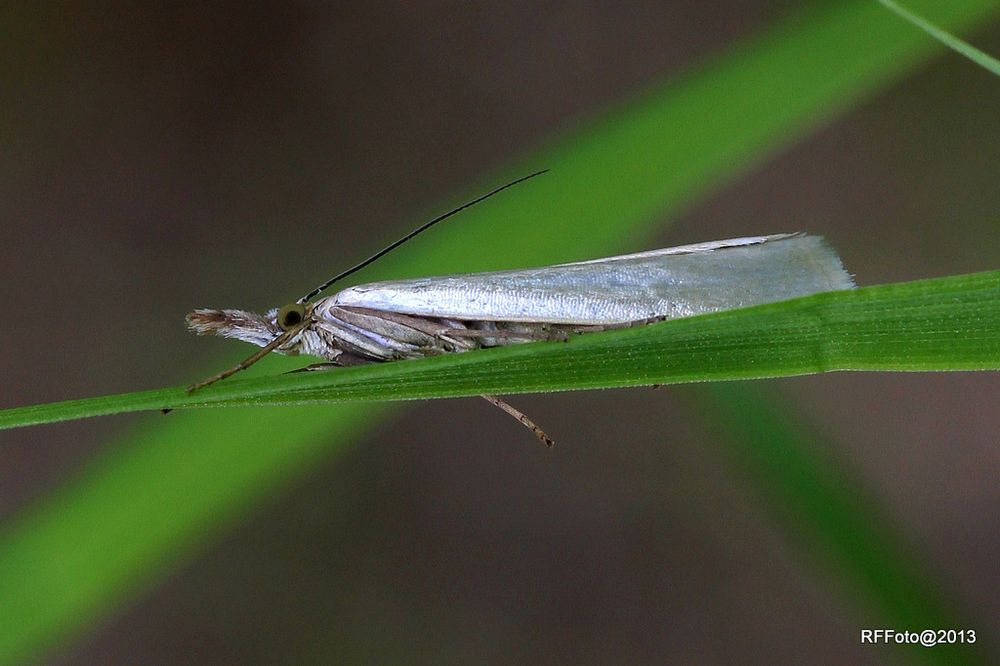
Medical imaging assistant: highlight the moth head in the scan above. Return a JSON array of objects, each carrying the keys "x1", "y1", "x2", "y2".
[
  {"x1": 186, "y1": 307, "x2": 290, "y2": 348},
  {"x1": 184, "y1": 303, "x2": 323, "y2": 392}
]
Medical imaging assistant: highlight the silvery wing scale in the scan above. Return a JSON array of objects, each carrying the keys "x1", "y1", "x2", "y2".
[
  {"x1": 186, "y1": 233, "x2": 854, "y2": 446},
  {"x1": 328, "y1": 233, "x2": 853, "y2": 326}
]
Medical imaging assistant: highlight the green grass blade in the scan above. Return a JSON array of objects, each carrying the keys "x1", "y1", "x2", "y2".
[
  {"x1": 1, "y1": 269, "x2": 998, "y2": 430},
  {"x1": 879, "y1": 0, "x2": 1000, "y2": 75},
  {"x1": 1, "y1": 0, "x2": 998, "y2": 662}
]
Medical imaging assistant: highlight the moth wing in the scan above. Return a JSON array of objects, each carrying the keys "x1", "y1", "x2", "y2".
[{"x1": 327, "y1": 234, "x2": 854, "y2": 325}]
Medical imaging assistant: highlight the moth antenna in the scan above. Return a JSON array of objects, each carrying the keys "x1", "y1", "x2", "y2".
[{"x1": 299, "y1": 169, "x2": 548, "y2": 303}]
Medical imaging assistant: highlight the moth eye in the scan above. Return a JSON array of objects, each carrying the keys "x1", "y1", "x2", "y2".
[{"x1": 277, "y1": 303, "x2": 307, "y2": 331}]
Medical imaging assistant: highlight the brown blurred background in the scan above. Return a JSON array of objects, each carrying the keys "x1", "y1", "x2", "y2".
[{"x1": 2, "y1": 1, "x2": 999, "y2": 663}]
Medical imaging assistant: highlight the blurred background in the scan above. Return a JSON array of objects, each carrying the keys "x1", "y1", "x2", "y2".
[{"x1": 2, "y1": 1, "x2": 999, "y2": 663}]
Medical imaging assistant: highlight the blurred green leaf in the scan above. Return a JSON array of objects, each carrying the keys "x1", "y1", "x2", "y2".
[
  {"x1": 1, "y1": 0, "x2": 998, "y2": 663},
  {"x1": 692, "y1": 381, "x2": 990, "y2": 666},
  {"x1": 2, "y1": 269, "x2": 999, "y2": 429}
]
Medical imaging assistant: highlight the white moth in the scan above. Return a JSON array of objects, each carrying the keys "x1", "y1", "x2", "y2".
[{"x1": 186, "y1": 175, "x2": 855, "y2": 445}]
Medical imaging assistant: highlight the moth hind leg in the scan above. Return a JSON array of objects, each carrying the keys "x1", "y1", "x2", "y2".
[{"x1": 481, "y1": 395, "x2": 554, "y2": 448}]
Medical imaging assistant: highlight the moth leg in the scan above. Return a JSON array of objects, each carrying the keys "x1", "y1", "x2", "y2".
[
  {"x1": 340, "y1": 306, "x2": 459, "y2": 340},
  {"x1": 428, "y1": 324, "x2": 479, "y2": 351},
  {"x1": 439, "y1": 327, "x2": 566, "y2": 342},
  {"x1": 609, "y1": 315, "x2": 670, "y2": 329},
  {"x1": 510, "y1": 318, "x2": 670, "y2": 344},
  {"x1": 548, "y1": 327, "x2": 571, "y2": 342},
  {"x1": 335, "y1": 306, "x2": 476, "y2": 353},
  {"x1": 286, "y1": 353, "x2": 376, "y2": 374},
  {"x1": 480, "y1": 395, "x2": 554, "y2": 448},
  {"x1": 285, "y1": 363, "x2": 338, "y2": 374},
  {"x1": 567, "y1": 316, "x2": 671, "y2": 336}
]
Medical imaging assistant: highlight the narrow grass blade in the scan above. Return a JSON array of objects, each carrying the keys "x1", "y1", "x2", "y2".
[{"x1": 879, "y1": 0, "x2": 1000, "y2": 75}]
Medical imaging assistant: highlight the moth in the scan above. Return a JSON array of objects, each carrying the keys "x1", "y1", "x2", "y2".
[{"x1": 187, "y1": 173, "x2": 854, "y2": 445}]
